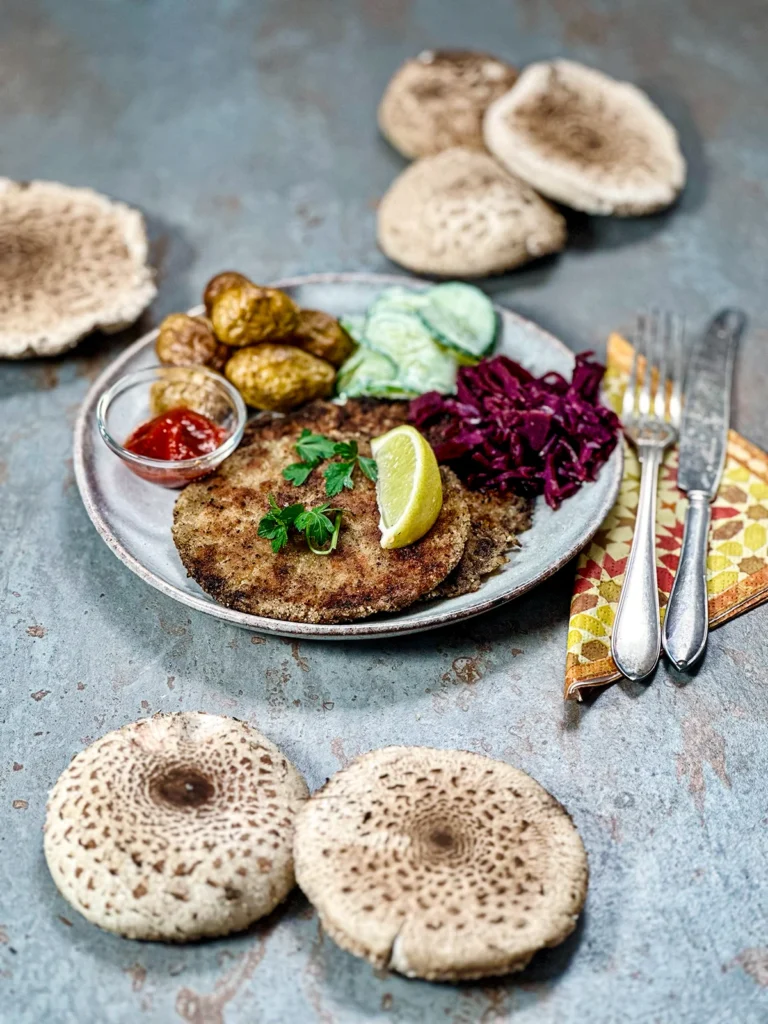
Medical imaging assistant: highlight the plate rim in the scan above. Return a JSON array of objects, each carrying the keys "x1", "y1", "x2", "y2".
[{"x1": 73, "y1": 271, "x2": 624, "y2": 640}]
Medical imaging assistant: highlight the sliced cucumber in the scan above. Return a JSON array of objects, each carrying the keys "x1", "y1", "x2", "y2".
[
  {"x1": 418, "y1": 282, "x2": 498, "y2": 359},
  {"x1": 335, "y1": 346, "x2": 415, "y2": 399},
  {"x1": 364, "y1": 309, "x2": 457, "y2": 395},
  {"x1": 339, "y1": 315, "x2": 366, "y2": 346},
  {"x1": 367, "y1": 286, "x2": 430, "y2": 319}
]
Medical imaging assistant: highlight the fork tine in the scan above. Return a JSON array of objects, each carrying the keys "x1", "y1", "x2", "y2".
[
  {"x1": 668, "y1": 314, "x2": 685, "y2": 426},
  {"x1": 654, "y1": 312, "x2": 670, "y2": 421},
  {"x1": 637, "y1": 310, "x2": 654, "y2": 419},
  {"x1": 623, "y1": 316, "x2": 641, "y2": 422}
]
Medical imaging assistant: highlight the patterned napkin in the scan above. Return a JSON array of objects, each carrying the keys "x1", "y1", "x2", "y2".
[{"x1": 565, "y1": 333, "x2": 768, "y2": 700}]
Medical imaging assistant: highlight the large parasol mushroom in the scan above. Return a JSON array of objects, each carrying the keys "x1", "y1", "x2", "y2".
[
  {"x1": 44, "y1": 712, "x2": 309, "y2": 941},
  {"x1": 377, "y1": 147, "x2": 566, "y2": 277},
  {"x1": 0, "y1": 179, "x2": 156, "y2": 358},
  {"x1": 484, "y1": 60, "x2": 686, "y2": 216},
  {"x1": 294, "y1": 746, "x2": 588, "y2": 981},
  {"x1": 378, "y1": 50, "x2": 519, "y2": 159}
]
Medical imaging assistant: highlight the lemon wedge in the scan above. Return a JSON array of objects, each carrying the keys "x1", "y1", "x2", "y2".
[{"x1": 370, "y1": 425, "x2": 443, "y2": 549}]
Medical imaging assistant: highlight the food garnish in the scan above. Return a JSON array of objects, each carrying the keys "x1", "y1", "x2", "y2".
[
  {"x1": 258, "y1": 494, "x2": 345, "y2": 555},
  {"x1": 410, "y1": 353, "x2": 619, "y2": 509},
  {"x1": 370, "y1": 424, "x2": 443, "y2": 549},
  {"x1": 124, "y1": 408, "x2": 228, "y2": 462},
  {"x1": 283, "y1": 429, "x2": 377, "y2": 495}
]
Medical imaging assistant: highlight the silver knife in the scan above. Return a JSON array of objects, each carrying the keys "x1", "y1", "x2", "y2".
[{"x1": 662, "y1": 309, "x2": 746, "y2": 670}]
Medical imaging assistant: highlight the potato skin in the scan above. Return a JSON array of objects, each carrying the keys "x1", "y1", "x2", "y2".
[
  {"x1": 203, "y1": 271, "x2": 251, "y2": 316},
  {"x1": 149, "y1": 367, "x2": 229, "y2": 420},
  {"x1": 155, "y1": 313, "x2": 229, "y2": 371},
  {"x1": 225, "y1": 344, "x2": 335, "y2": 411},
  {"x1": 211, "y1": 283, "x2": 299, "y2": 347},
  {"x1": 287, "y1": 309, "x2": 356, "y2": 367}
]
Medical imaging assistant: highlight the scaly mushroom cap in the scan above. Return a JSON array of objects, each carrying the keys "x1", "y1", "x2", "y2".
[
  {"x1": 378, "y1": 49, "x2": 519, "y2": 159},
  {"x1": 484, "y1": 60, "x2": 686, "y2": 215},
  {"x1": 44, "y1": 712, "x2": 309, "y2": 941},
  {"x1": 294, "y1": 746, "x2": 588, "y2": 981},
  {"x1": 0, "y1": 179, "x2": 156, "y2": 358},
  {"x1": 377, "y1": 147, "x2": 566, "y2": 277}
]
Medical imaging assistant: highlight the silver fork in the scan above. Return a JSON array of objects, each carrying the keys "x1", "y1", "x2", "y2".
[{"x1": 611, "y1": 312, "x2": 685, "y2": 681}]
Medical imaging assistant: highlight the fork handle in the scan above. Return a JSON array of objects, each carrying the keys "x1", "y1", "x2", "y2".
[
  {"x1": 612, "y1": 444, "x2": 663, "y2": 680},
  {"x1": 662, "y1": 491, "x2": 711, "y2": 670}
]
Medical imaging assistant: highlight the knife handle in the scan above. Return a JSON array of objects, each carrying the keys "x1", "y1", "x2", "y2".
[
  {"x1": 612, "y1": 444, "x2": 663, "y2": 680},
  {"x1": 662, "y1": 491, "x2": 711, "y2": 670}
]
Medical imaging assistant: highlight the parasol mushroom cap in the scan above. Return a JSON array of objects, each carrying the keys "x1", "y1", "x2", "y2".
[
  {"x1": 484, "y1": 60, "x2": 686, "y2": 216},
  {"x1": 377, "y1": 147, "x2": 566, "y2": 277},
  {"x1": 44, "y1": 712, "x2": 309, "y2": 941},
  {"x1": 378, "y1": 49, "x2": 519, "y2": 159},
  {"x1": 0, "y1": 179, "x2": 156, "y2": 358},
  {"x1": 293, "y1": 746, "x2": 588, "y2": 981}
]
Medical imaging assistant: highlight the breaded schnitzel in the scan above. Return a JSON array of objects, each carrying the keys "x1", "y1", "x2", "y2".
[
  {"x1": 271, "y1": 399, "x2": 533, "y2": 601},
  {"x1": 172, "y1": 409, "x2": 469, "y2": 623}
]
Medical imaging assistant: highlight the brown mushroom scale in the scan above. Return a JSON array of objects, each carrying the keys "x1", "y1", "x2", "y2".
[
  {"x1": 44, "y1": 713, "x2": 309, "y2": 941},
  {"x1": 294, "y1": 746, "x2": 588, "y2": 981}
]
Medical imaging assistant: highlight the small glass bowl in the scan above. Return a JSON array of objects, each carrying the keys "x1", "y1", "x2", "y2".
[{"x1": 96, "y1": 365, "x2": 247, "y2": 488}]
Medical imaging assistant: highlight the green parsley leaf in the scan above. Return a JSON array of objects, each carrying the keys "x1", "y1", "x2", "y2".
[
  {"x1": 357, "y1": 455, "x2": 378, "y2": 482},
  {"x1": 295, "y1": 429, "x2": 336, "y2": 467},
  {"x1": 333, "y1": 439, "x2": 358, "y2": 460},
  {"x1": 283, "y1": 461, "x2": 315, "y2": 487},
  {"x1": 324, "y1": 461, "x2": 355, "y2": 497},
  {"x1": 295, "y1": 503, "x2": 343, "y2": 555},
  {"x1": 257, "y1": 496, "x2": 304, "y2": 553}
]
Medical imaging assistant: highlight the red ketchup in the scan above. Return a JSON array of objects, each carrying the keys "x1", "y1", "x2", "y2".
[{"x1": 124, "y1": 408, "x2": 228, "y2": 487}]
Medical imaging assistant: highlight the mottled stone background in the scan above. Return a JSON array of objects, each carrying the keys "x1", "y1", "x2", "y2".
[{"x1": 2, "y1": 1, "x2": 767, "y2": 1021}]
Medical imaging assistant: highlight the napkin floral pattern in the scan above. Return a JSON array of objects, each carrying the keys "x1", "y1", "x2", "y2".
[{"x1": 565, "y1": 333, "x2": 768, "y2": 700}]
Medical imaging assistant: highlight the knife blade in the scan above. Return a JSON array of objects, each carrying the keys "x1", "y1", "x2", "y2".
[{"x1": 662, "y1": 309, "x2": 746, "y2": 670}]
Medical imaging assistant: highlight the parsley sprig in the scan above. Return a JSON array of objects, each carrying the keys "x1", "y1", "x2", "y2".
[
  {"x1": 257, "y1": 495, "x2": 344, "y2": 556},
  {"x1": 282, "y1": 429, "x2": 378, "y2": 496}
]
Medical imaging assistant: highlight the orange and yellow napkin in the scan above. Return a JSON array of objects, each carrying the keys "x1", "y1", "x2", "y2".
[{"x1": 565, "y1": 333, "x2": 768, "y2": 700}]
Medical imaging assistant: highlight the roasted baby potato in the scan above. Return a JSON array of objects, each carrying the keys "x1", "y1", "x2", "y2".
[
  {"x1": 287, "y1": 309, "x2": 356, "y2": 367},
  {"x1": 225, "y1": 343, "x2": 335, "y2": 411},
  {"x1": 149, "y1": 367, "x2": 230, "y2": 421},
  {"x1": 155, "y1": 313, "x2": 229, "y2": 371},
  {"x1": 211, "y1": 283, "x2": 299, "y2": 347},
  {"x1": 203, "y1": 271, "x2": 251, "y2": 315}
]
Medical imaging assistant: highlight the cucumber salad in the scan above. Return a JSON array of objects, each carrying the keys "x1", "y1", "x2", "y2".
[{"x1": 336, "y1": 282, "x2": 498, "y2": 399}]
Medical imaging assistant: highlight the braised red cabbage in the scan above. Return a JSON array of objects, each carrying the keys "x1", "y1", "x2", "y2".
[{"x1": 409, "y1": 353, "x2": 620, "y2": 509}]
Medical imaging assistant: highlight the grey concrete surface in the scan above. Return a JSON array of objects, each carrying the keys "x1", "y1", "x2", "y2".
[{"x1": 2, "y1": 1, "x2": 768, "y2": 1021}]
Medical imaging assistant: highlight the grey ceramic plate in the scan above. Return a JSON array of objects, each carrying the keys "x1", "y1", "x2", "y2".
[{"x1": 74, "y1": 273, "x2": 623, "y2": 639}]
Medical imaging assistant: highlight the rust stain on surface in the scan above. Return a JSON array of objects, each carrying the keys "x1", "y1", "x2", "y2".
[
  {"x1": 0, "y1": 927, "x2": 8, "y2": 944},
  {"x1": 251, "y1": 635, "x2": 266, "y2": 645},
  {"x1": 12, "y1": 763, "x2": 22, "y2": 772},
  {"x1": 175, "y1": 930, "x2": 270, "y2": 1024},
  {"x1": 675, "y1": 713, "x2": 732, "y2": 812},
  {"x1": 282, "y1": 638, "x2": 309, "y2": 672},
  {"x1": 159, "y1": 616, "x2": 188, "y2": 637},
  {"x1": 735, "y1": 948, "x2": 768, "y2": 986},
  {"x1": 12, "y1": 800, "x2": 28, "y2": 810},
  {"x1": 123, "y1": 962, "x2": 147, "y2": 992},
  {"x1": 57, "y1": 916, "x2": 72, "y2": 927},
  {"x1": 449, "y1": 656, "x2": 484, "y2": 685},
  {"x1": 31, "y1": 689, "x2": 50, "y2": 701},
  {"x1": 330, "y1": 737, "x2": 353, "y2": 769},
  {"x1": 26, "y1": 625, "x2": 47, "y2": 638}
]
